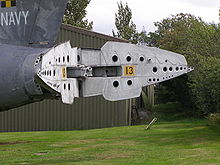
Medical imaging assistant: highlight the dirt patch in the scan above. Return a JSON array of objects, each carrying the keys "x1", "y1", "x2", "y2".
[
  {"x1": 0, "y1": 141, "x2": 43, "y2": 146},
  {"x1": 0, "y1": 142, "x2": 21, "y2": 145},
  {"x1": 51, "y1": 139, "x2": 112, "y2": 147},
  {"x1": 18, "y1": 162, "x2": 30, "y2": 165},
  {"x1": 68, "y1": 140, "x2": 137, "y2": 152},
  {"x1": 34, "y1": 152, "x2": 48, "y2": 156},
  {"x1": 68, "y1": 143, "x2": 112, "y2": 152},
  {"x1": 158, "y1": 138, "x2": 174, "y2": 143},
  {"x1": 50, "y1": 143, "x2": 65, "y2": 147},
  {"x1": 65, "y1": 138, "x2": 112, "y2": 145},
  {"x1": 111, "y1": 140, "x2": 137, "y2": 146},
  {"x1": 52, "y1": 136, "x2": 134, "y2": 147},
  {"x1": 96, "y1": 150, "x2": 134, "y2": 160},
  {"x1": 180, "y1": 148, "x2": 212, "y2": 159},
  {"x1": 51, "y1": 137, "x2": 138, "y2": 150},
  {"x1": 70, "y1": 147, "x2": 86, "y2": 151}
]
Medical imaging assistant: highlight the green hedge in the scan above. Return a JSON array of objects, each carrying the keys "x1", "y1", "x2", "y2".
[{"x1": 189, "y1": 56, "x2": 220, "y2": 116}]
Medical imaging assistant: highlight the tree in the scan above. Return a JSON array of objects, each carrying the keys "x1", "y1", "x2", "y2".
[
  {"x1": 148, "y1": 13, "x2": 220, "y2": 116},
  {"x1": 148, "y1": 13, "x2": 220, "y2": 58},
  {"x1": 113, "y1": 1, "x2": 139, "y2": 44},
  {"x1": 138, "y1": 27, "x2": 150, "y2": 46},
  {"x1": 63, "y1": 0, "x2": 93, "y2": 30},
  {"x1": 189, "y1": 56, "x2": 220, "y2": 116},
  {"x1": 148, "y1": 14, "x2": 201, "y2": 108}
]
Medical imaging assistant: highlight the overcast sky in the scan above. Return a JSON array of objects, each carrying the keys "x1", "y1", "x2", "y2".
[{"x1": 86, "y1": 0, "x2": 220, "y2": 35}]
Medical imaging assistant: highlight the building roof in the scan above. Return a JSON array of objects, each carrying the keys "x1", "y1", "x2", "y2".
[{"x1": 61, "y1": 24, "x2": 128, "y2": 43}]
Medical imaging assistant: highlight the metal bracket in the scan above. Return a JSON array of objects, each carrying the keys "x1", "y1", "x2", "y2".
[{"x1": 67, "y1": 65, "x2": 93, "y2": 78}]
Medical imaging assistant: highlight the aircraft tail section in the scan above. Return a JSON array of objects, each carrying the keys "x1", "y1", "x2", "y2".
[{"x1": 0, "y1": 0, "x2": 68, "y2": 47}]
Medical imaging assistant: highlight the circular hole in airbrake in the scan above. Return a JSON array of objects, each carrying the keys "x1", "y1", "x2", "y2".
[
  {"x1": 126, "y1": 56, "x2": 131, "y2": 62},
  {"x1": 140, "y1": 57, "x2": 144, "y2": 62},
  {"x1": 127, "y1": 80, "x2": 132, "y2": 86},
  {"x1": 163, "y1": 67, "x2": 167, "y2": 72},
  {"x1": 112, "y1": 55, "x2": 118, "y2": 62},
  {"x1": 153, "y1": 67, "x2": 158, "y2": 73},
  {"x1": 113, "y1": 81, "x2": 119, "y2": 88}
]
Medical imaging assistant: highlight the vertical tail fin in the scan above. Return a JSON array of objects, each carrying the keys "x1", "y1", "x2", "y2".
[{"x1": 0, "y1": 0, "x2": 68, "y2": 47}]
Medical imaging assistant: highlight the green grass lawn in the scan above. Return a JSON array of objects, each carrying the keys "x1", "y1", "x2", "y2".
[{"x1": 0, "y1": 120, "x2": 220, "y2": 165}]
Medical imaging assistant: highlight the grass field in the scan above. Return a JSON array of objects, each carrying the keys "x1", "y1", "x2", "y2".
[{"x1": 0, "y1": 120, "x2": 220, "y2": 165}]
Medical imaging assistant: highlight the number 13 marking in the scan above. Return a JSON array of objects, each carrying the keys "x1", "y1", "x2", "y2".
[{"x1": 124, "y1": 66, "x2": 135, "y2": 76}]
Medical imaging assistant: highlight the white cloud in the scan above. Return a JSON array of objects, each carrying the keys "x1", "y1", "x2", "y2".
[{"x1": 86, "y1": 0, "x2": 220, "y2": 35}]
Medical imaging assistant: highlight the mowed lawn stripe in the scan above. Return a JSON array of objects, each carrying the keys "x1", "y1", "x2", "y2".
[{"x1": 0, "y1": 120, "x2": 220, "y2": 165}]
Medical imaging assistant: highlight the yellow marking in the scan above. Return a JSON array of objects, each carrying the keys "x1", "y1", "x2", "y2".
[
  {"x1": 62, "y1": 67, "x2": 67, "y2": 79},
  {"x1": 124, "y1": 66, "x2": 135, "y2": 76},
  {"x1": 6, "y1": 1, "x2": 11, "y2": 7}
]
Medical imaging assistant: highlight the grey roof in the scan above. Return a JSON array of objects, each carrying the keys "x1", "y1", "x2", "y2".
[{"x1": 60, "y1": 24, "x2": 128, "y2": 43}]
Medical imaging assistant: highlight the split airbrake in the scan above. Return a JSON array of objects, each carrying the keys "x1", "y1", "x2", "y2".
[{"x1": 0, "y1": 0, "x2": 193, "y2": 111}]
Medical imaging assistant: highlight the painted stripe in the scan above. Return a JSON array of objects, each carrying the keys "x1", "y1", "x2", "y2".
[{"x1": 1, "y1": 0, "x2": 16, "y2": 8}]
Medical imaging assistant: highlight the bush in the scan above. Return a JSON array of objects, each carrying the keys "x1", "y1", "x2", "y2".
[
  {"x1": 153, "y1": 102, "x2": 194, "y2": 121},
  {"x1": 208, "y1": 113, "x2": 220, "y2": 126},
  {"x1": 189, "y1": 56, "x2": 220, "y2": 116}
]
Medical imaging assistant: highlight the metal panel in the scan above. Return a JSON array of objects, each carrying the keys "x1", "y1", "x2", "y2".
[
  {"x1": 0, "y1": 98, "x2": 127, "y2": 132},
  {"x1": 0, "y1": 24, "x2": 128, "y2": 132}
]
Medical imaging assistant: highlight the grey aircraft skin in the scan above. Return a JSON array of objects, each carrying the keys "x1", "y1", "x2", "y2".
[
  {"x1": 0, "y1": 0, "x2": 193, "y2": 111},
  {"x1": 0, "y1": 0, "x2": 68, "y2": 110}
]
